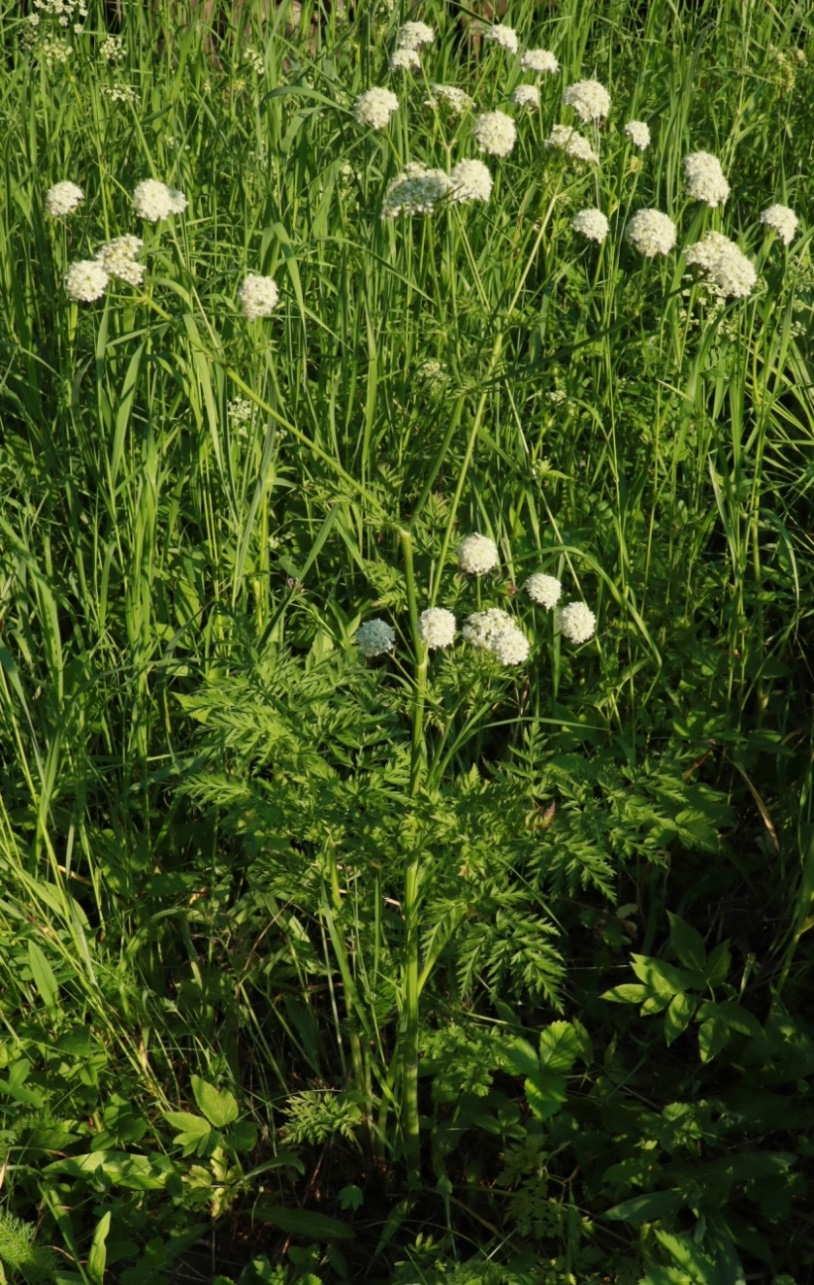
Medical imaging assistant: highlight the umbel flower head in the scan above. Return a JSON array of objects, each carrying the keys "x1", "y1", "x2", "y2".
[
  {"x1": 623, "y1": 120, "x2": 651, "y2": 150},
  {"x1": 558, "y1": 601, "x2": 596, "y2": 644},
  {"x1": 382, "y1": 164, "x2": 451, "y2": 218},
  {"x1": 45, "y1": 180, "x2": 84, "y2": 216},
  {"x1": 683, "y1": 151, "x2": 730, "y2": 208},
  {"x1": 512, "y1": 84, "x2": 540, "y2": 110},
  {"x1": 625, "y1": 208, "x2": 676, "y2": 257},
  {"x1": 473, "y1": 110, "x2": 517, "y2": 157},
  {"x1": 457, "y1": 533, "x2": 499, "y2": 575},
  {"x1": 426, "y1": 84, "x2": 474, "y2": 115},
  {"x1": 525, "y1": 573, "x2": 562, "y2": 609},
  {"x1": 419, "y1": 607, "x2": 456, "y2": 650},
  {"x1": 65, "y1": 259, "x2": 108, "y2": 302},
  {"x1": 356, "y1": 618, "x2": 396, "y2": 657},
  {"x1": 544, "y1": 124, "x2": 598, "y2": 164},
  {"x1": 760, "y1": 203, "x2": 799, "y2": 245},
  {"x1": 562, "y1": 78, "x2": 611, "y2": 122},
  {"x1": 353, "y1": 87, "x2": 399, "y2": 130},
  {"x1": 520, "y1": 48, "x2": 559, "y2": 74},
  {"x1": 482, "y1": 23, "x2": 518, "y2": 54},
  {"x1": 95, "y1": 235, "x2": 144, "y2": 286},
  {"x1": 390, "y1": 48, "x2": 420, "y2": 71},
  {"x1": 448, "y1": 159, "x2": 493, "y2": 204},
  {"x1": 132, "y1": 179, "x2": 187, "y2": 221},
  {"x1": 397, "y1": 21, "x2": 434, "y2": 50},
  {"x1": 238, "y1": 273, "x2": 280, "y2": 320},
  {"x1": 463, "y1": 608, "x2": 529, "y2": 665},
  {"x1": 571, "y1": 208, "x2": 609, "y2": 243},
  {"x1": 685, "y1": 231, "x2": 756, "y2": 298}
]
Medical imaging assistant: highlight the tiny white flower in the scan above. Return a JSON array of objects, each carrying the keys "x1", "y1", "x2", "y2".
[
  {"x1": 683, "y1": 151, "x2": 730, "y2": 208},
  {"x1": 448, "y1": 159, "x2": 493, "y2": 204},
  {"x1": 353, "y1": 87, "x2": 399, "y2": 130},
  {"x1": 238, "y1": 273, "x2": 280, "y2": 320},
  {"x1": 571, "y1": 207, "x2": 609, "y2": 243},
  {"x1": 463, "y1": 608, "x2": 528, "y2": 665},
  {"x1": 356, "y1": 618, "x2": 396, "y2": 657},
  {"x1": 390, "y1": 47, "x2": 420, "y2": 71},
  {"x1": 457, "y1": 533, "x2": 499, "y2": 575},
  {"x1": 760, "y1": 203, "x2": 799, "y2": 246},
  {"x1": 95, "y1": 234, "x2": 144, "y2": 286},
  {"x1": 397, "y1": 21, "x2": 434, "y2": 50},
  {"x1": 132, "y1": 178, "x2": 185, "y2": 222},
  {"x1": 623, "y1": 120, "x2": 651, "y2": 150},
  {"x1": 562, "y1": 78, "x2": 610, "y2": 122},
  {"x1": 473, "y1": 110, "x2": 517, "y2": 157},
  {"x1": 625, "y1": 208, "x2": 676, "y2": 257},
  {"x1": 525, "y1": 574, "x2": 562, "y2": 609},
  {"x1": 544, "y1": 124, "x2": 598, "y2": 164},
  {"x1": 65, "y1": 259, "x2": 108, "y2": 302},
  {"x1": 382, "y1": 163, "x2": 451, "y2": 218},
  {"x1": 558, "y1": 601, "x2": 596, "y2": 644},
  {"x1": 166, "y1": 188, "x2": 188, "y2": 214},
  {"x1": 512, "y1": 84, "x2": 540, "y2": 110},
  {"x1": 426, "y1": 84, "x2": 474, "y2": 114},
  {"x1": 520, "y1": 48, "x2": 559, "y2": 74},
  {"x1": 419, "y1": 607, "x2": 456, "y2": 650},
  {"x1": 45, "y1": 180, "x2": 84, "y2": 216},
  {"x1": 483, "y1": 23, "x2": 518, "y2": 54}
]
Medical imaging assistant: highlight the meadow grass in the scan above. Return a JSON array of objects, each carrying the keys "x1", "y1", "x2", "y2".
[{"x1": 1, "y1": 0, "x2": 814, "y2": 1280}]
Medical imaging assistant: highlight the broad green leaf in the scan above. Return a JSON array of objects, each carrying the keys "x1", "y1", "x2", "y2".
[
  {"x1": 524, "y1": 1070, "x2": 567, "y2": 1121},
  {"x1": 504, "y1": 1037, "x2": 539, "y2": 1079},
  {"x1": 44, "y1": 1151, "x2": 169, "y2": 1190},
  {"x1": 667, "y1": 913, "x2": 707, "y2": 971},
  {"x1": 87, "y1": 1211, "x2": 111, "y2": 1285},
  {"x1": 601, "y1": 984, "x2": 649, "y2": 1004},
  {"x1": 164, "y1": 1111, "x2": 212, "y2": 1146},
  {"x1": 641, "y1": 992, "x2": 672, "y2": 1015},
  {"x1": 28, "y1": 940, "x2": 59, "y2": 1011},
  {"x1": 191, "y1": 1076, "x2": 239, "y2": 1127},
  {"x1": 538, "y1": 1020, "x2": 579, "y2": 1073},
  {"x1": 605, "y1": 1188, "x2": 684, "y2": 1224},
  {"x1": 630, "y1": 954, "x2": 698, "y2": 997},
  {"x1": 698, "y1": 1016, "x2": 730, "y2": 1063},
  {"x1": 253, "y1": 1201, "x2": 354, "y2": 1240},
  {"x1": 664, "y1": 991, "x2": 695, "y2": 1046},
  {"x1": 697, "y1": 1001, "x2": 762, "y2": 1039},
  {"x1": 338, "y1": 1184, "x2": 364, "y2": 1212},
  {"x1": 704, "y1": 941, "x2": 731, "y2": 987}
]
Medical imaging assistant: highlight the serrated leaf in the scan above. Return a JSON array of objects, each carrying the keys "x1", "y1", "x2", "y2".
[
  {"x1": 538, "y1": 1021, "x2": 579, "y2": 1073},
  {"x1": 664, "y1": 991, "x2": 695, "y2": 1046},
  {"x1": 524, "y1": 1070, "x2": 567, "y2": 1121},
  {"x1": 164, "y1": 1111, "x2": 212, "y2": 1140},
  {"x1": 504, "y1": 1037, "x2": 539, "y2": 1079},
  {"x1": 28, "y1": 940, "x2": 59, "y2": 1011},
  {"x1": 667, "y1": 913, "x2": 707, "y2": 971},
  {"x1": 191, "y1": 1076, "x2": 239, "y2": 1127}
]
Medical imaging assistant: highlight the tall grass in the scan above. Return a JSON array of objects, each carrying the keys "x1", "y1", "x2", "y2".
[{"x1": 2, "y1": 0, "x2": 814, "y2": 1279}]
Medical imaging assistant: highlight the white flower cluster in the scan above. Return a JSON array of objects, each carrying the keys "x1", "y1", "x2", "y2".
[
  {"x1": 238, "y1": 273, "x2": 280, "y2": 320},
  {"x1": 100, "y1": 83, "x2": 138, "y2": 104},
  {"x1": 572, "y1": 208, "x2": 609, "y2": 243},
  {"x1": 625, "y1": 208, "x2": 676, "y2": 257},
  {"x1": 683, "y1": 151, "x2": 730, "y2": 208},
  {"x1": 525, "y1": 574, "x2": 562, "y2": 609},
  {"x1": 356, "y1": 619, "x2": 396, "y2": 658},
  {"x1": 99, "y1": 33, "x2": 125, "y2": 61},
  {"x1": 448, "y1": 159, "x2": 493, "y2": 204},
  {"x1": 558, "y1": 602, "x2": 596, "y2": 644},
  {"x1": 65, "y1": 259, "x2": 108, "y2": 302},
  {"x1": 482, "y1": 23, "x2": 518, "y2": 54},
  {"x1": 390, "y1": 48, "x2": 420, "y2": 71},
  {"x1": 457, "y1": 533, "x2": 499, "y2": 575},
  {"x1": 544, "y1": 124, "x2": 598, "y2": 164},
  {"x1": 397, "y1": 21, "x2": 434, "y2": 51},
  {"x1": 520, "y1": 48, "x2": 559, "y2": 74},
  {"x1": 95, "y1": 235, "x2": 144, "y2": 286},
  {"x1": 353, "y1": 87, "x2": 399, "y2": 130},
  {"x1": 45, "y1": 180, "x2": 84, "y2": 216},
  {"x1": 243, "y1": 48, "x2": 265, "y2": 76},
  {"x1": 419, "y1": 608, "x2": 456, "y2": 650},
  {"x1": 473, "y1": 110, "x2": 516, "y2": 157},
  {"x1": 760, "y1": 203, "x2": 799, "y2": 245},
  {"x1": 382, "y1": 164, "x2": 450, "y2": 218},
  {"x1": 228, "y1": 397, "x2": 253, "y2": 424},
  {"x1": 463, "y1": 608, "x2": 529, "y2": 666},
  {"x1": 685, "y1": 231, "x2": 756, "y2": 298},
  {"x1": 132, "y1": 179, "x2": 187, "y2": 221},
  {"x1": 426, "y1": 84, "x2": 474, "y2": 115},
  {"x1": 562, "y1": 78, "x2": 611, "y2": 122},
  {"x1": 512, "y1": 85, "x2": 540, "y2": 111},
  {"x1": 623, "y1": 120, "x2": 650, "y2": 150}
]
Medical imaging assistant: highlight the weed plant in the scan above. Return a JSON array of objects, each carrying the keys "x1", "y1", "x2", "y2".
[{"x1": 1, "y1": 0, "x2": 814, "y2": 1281}]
